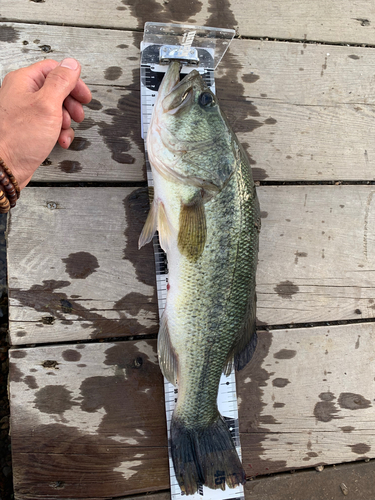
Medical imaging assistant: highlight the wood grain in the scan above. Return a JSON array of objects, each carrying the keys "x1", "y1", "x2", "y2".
[
  {"x1": 9, "y1": 323, "x2": 375, "y2": 498},
  {"x1": 2, "y1": 24, "x2": 375, "y2": 181},
  {"x1": 8, "y1": 186, "x2": 375, "y2": 344},
  {"x1": 238, "y1": 324, "x2": 375, "y2": 477},
  {"x1": 9, "y1": 340, "x2": 169, "y2": 499},
  {"x1": 8, "y1": 187, "x2": 159, "y2": 345},
  {"x1": 245, "y1": 460, "x2": 375, "y2": 500},
  {"x1": 1, "y1": 1, "x2": 375, "y2": 45}
]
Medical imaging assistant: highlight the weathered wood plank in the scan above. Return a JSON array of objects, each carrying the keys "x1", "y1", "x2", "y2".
[
  {"x1": 239, "y1": 323, "x2": 375, "y2": 477},
  {"x1": 256, "y1": 185, "x2": 375, "y2": 325},
  {"x1": 8, "y1": 187, "x2": 159, "y2": 345},
  {"x1": 8, "y1": 186, "x2": 375, "y2": 345},
  {"x1": 245, "y1": 460, "x2": 375, "y2": 500},
  {"x1": 2, "y1": 23, "x2": 375, "y2": 181},
  {"x1": 9, "y1": 340, "x2": 169, "y2": 499},
  {"x1": 9, "y1": 324, "x2": 375, "y2": 498},
  {"x1": 1, "y1": 1, "x2": 375, "y2": 45}
]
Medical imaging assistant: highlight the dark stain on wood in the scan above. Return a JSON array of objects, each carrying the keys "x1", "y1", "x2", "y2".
[
  {"x1": 272, "y1": 378, "x2": 290, "y2": 388},
  {"x1": 264, "y1": 117, "x2": 277, "y2": 125},
  {"x1": 252, "y1": 167, "x2": 269, "y2": 180},
  {"x1": 11, "y1": 350, "x2": 27, "y2": 359},
  {"x1": 104, "y1": 66, "x2": 123, "y2": 81},
  {"x1": 122, "y1": 0, "x2": 202, "y2": 28},
  {"x1": 274, "y1": 280, "x2": 299, "y2": 299},
  {"x1": 114, "y1": 291, "x2": 156, "y2": 316},
  {"x1": 243, "y1": 74, "x2": 260, "y2": 83},
  {"x1": 9, "y1": 364, "x2": 24, "y2": 383},
  {"x1": 207, "y1": 0, "x2": 237, "y2": 29},
  {"x1": 314, "y1": 392, "x2": 340, "y2": 423},
  {"x1": 59, "y1": 160, "x2": 83, "y2": 173},
  {"x1": 273, "y1": 402, "x2": 285, "y2": 408},
  {"x1": 62, "y1": 349, "x2": 82, "y2": 362},
  {"x1": 0, "y1": 25, "x2": 20, "y2": 43},
  {"x1": 11, "y1": 279, "x2": 158, "y2": 339},
  {"x1": 123, "y1": 188, "x2": 158, "y2": 295},
  {"x1": 215, "y1": 49, "x2": 264, "y2": 134},
  {"x1": 62, "y1": 251, "x2": 99, "y2": 279},
  {"x1": 338, "y1": 393, "x2": 372, "y2": 410},
  {"x1": 60, "y1": 299, "x2": 73, "y2": 314},
  {"x1": 341, "y1": 426, "x2": 355, "y2": 433},
  {"x1": 295, "y1": 251, "x2": 308, "y2": 264},
  {"x1": 69, "y1": 137, "x2": 91, "y2": 151},
  {"x1": 86, "y1": 98, "x2": 103, "y2": 111},
  {"x1": 77, "y1": 117, "x2": 97, "y2": 130},
  {"x1": 349, "y1": 443, "x2": 371, "y2": 455},
  {"x1": 348, "y1": 54, "x2": 360, "y2": 60},
  {"x1": 273, "y1": 349, "x2": 296, "y2": 360},
  {"x1": 97, "y1": 73, "x2": 143, "y2": 165},
  {"x1": 237, "y1": 331, "x2": 287, "y2": 476},
  {"x1": 319, "y1": 392, "x2": 335, "y2": 401},
  {"x1": 24, "y1": 376, "x2": 38, "y2": 390},
  {"x1": 81, "y1": 341, "x2": 164, "y2": 422},
  {"x1": 116, "y1": 44, "x2": 129, "y2": 49},
  {"x1": 34, "y1": 385, "x2": 78, "y2": 415}
]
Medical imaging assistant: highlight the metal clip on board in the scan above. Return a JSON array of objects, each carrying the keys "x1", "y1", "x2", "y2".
[{"x1": 140, "y1": 23, "x2": 243, "y2": 500}]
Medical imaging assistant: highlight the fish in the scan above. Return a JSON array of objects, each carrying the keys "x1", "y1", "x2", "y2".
[{"x1": 139, "y1": 61, "x2": 260, "y2": 494}]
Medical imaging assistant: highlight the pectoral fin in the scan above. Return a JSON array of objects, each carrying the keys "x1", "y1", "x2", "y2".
[
  {"x1": 157, "y1": 202, "x2": 175, "y2": 252},
  {"x1": 138, "y1": 200, "x2": 158, "y2": 249},
  {"x1": 178, "y1": 192, "x2": 207, "y2": 262}
]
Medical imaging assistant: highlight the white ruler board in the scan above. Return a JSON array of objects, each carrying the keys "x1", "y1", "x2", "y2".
[{"x1": 140, "y1": 32, "x2": 244, "y2": 499}]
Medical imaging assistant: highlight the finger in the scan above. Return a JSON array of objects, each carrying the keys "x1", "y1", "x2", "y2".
[
  {"x1": 2, "y1": 59, "x2": 59, "y2": 93},
  {"x1": 26, "y1": 59, "x2": 60, "y2": 90},
  {"x1": 61, "y1": 106, "x2": 72, "y2": 130},
  {"x1": 58, "y1": 127, "x2": 75, "y2": 149},
  {"x1": 70, "y1": 78, "x2": 92, "y2": 104},
  {"x1": 40, "y1": 58, "x2": 81, "y2": 106},
  {"x1": 63, "y1": 95, "x2": 85, "y2": 123}
]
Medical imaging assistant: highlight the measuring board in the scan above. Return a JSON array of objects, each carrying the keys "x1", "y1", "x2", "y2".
[{"x1": 140, "y1": 23, "x2": 244, "y2": 500}]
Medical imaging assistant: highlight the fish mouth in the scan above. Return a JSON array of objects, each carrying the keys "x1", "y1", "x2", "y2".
[{"x1": 161, "y1": 64, "x2": 203, "y2": 114}]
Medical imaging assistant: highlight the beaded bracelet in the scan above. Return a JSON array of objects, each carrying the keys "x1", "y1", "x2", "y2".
[{"x1": 0, "y1": 158, "x2": 20, "y2": 214}]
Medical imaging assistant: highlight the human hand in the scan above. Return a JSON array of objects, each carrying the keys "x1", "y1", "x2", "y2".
[{"x1": 0, "y1": 58, "x2": 92, "y2": 190}]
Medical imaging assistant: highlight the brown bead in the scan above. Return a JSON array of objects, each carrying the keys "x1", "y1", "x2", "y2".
[{"x1": 0, "y1": 157, "x2": 21, "y2": 207}]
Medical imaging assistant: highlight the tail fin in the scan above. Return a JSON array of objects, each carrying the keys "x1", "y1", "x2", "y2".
[{"x1": 170, "y1": 414, "x2": 246, "y2": 495}]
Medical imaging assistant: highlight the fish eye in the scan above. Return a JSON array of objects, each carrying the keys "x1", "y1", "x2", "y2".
[{"x1": 199, "y1": 92, "x2": 214, "y2": 107}]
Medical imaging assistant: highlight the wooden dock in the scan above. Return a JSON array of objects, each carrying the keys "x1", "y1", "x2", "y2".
[{"x1": 2, "y1": 2, "x2": 375, "y2": 499}]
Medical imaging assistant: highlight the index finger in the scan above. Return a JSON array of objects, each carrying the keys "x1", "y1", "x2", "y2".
[{"x1": 70, "y1": 78, "x2": 92, "y2": 104}]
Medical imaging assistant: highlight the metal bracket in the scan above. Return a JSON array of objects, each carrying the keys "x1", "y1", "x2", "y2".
[{"x1": 159, "y1": 44, "x2": 199, "y2": 65}]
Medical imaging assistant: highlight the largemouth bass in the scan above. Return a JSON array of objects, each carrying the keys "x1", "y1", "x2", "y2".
[{"x1": 139, "y1": 61, "x2": 260, "y2": 494}]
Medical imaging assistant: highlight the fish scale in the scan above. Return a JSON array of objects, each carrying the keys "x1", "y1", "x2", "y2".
[{"x1": 172, "y1": 155, "x2": 259, "y2": 430}]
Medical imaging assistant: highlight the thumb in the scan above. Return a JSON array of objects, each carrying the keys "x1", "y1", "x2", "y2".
[{"x1": 40, "y1": 58, "x2": 81, "y2": 104}]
